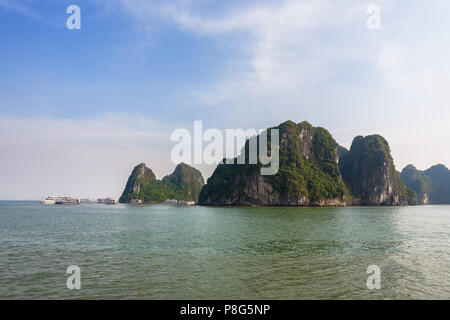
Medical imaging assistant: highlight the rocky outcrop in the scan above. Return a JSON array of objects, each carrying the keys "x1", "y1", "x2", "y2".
[
  {"x1": 121, "y1": 123, "x2": 446, "y2": 207},
  {"x1": 424, "y1": 164, "x2": 450, "y2": 204},
  {"x1": 120, "y1": 163, "x2": 156, "y2": 197},
  {"x1": 401, "y1": 164, "x2": 450, "y2": 204},
  {"x1": 162, "y1": 162, "x2": 205, "y2": 200},
  {"x1": 339, "y1": 135, "x2": 417, "y2": 205},
  {"x1": 119, "y1": 163, "x2": 205, "y2": 203},
  {"x1": 338, "y1": 145, "x2": 349, "y2": 162},
  {"x1": 199, "y1": 166, "x2": 283, "y2": 206},
  {"x1": 198, "y1": 121, "x2": 351, "y2": 206},
  {"x1": 400, "y1": 165, "x2": 432, "y2": 204}
]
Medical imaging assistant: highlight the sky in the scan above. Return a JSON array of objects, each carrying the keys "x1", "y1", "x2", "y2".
[{"x1": 1, "y1": 0, "x2": 449, "y2": 200}]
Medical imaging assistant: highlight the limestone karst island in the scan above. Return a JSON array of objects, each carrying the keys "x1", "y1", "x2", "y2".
[{"x1": 119, "y1": 120, "x2": 450, "y2": 207}]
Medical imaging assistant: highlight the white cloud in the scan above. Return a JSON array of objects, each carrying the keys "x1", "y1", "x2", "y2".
[
  {"x1": 111, "y1": 0, "x2": 369, "y2": 100},
  {"x1": 0, "y1": 0, "x2": 33, "y2": 16},
  {"x1": 171, "y1": 0, "x2": 368, "y2": 95},
  {"x1": 0, "y1": 0, "x2": 49, "y2": 24},
  {"x1": 105, "y1": 0, "x2": 450, "y2": 171},
  {"x1": 2, "y1": 1, "x2": 449, "y2": 198}
]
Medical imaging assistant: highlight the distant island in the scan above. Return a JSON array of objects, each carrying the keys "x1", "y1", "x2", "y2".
[
  {"x1": 119, "y1": 120, "x2": 450, "y2": 206},
  {"x1": 401, "y1": 164, "x2": 450, "y2": 205},
  {"x1": 119, "y1": 163, "x2": 204, "y2": 204}
]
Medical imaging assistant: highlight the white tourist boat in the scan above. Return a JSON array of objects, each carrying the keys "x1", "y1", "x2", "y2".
[
  {"x1": 80, "y1": 199, "x2": 95, "y2": 203},
  {"x1": 164, "y1": 199, "x2": 178, "y2": 204},
  {"x1": 105, "y1": 198, "x2": 118, "y2": 205},
  {"x1": 55, "y1": 197, "x2": 80, "y2": 205},
  {"x1": 40, "y1": 196, "x2": 57, "y2": 204},
  {"x1": 98, "y1": 198, "x2": 118, "y2": 205},
  {"x1": 177, "y1": 200, "x2": 196, "y2": 206}
]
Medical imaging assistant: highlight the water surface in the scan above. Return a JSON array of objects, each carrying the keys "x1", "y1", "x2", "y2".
[{"x1": 0, "y1": 201, "x2": 448, "y2": 299}]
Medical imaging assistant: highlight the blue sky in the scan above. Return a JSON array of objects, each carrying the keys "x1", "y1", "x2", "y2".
[
  {"x1": 1, "y1": 0, "x2": 450, "y2": 199},
  {"x1": 0, "y1": 0, "x2": 233, "y2": 121}
]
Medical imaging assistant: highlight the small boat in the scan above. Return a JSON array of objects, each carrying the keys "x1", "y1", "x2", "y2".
[
  {"x1": 80, "y1": 199, "x2": 95, "y2": 203},
  {"x1": 55, "y1": 197, "x2": 80, "y2": 205},
  {"x1": 97, "y1": 198, "x2": 118, "y2": 205},
  {"x1": 177, "y1": 200, "x2": 196, "y2": 206},
  {"x1": 105, "y1": 198, "x2": 118, "y2": 205},
  {"x1": 41, "y1": 196, "x2": 56, "y2": 204}
]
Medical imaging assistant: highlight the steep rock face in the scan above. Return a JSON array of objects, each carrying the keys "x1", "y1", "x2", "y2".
[
  {"x1": 119, "y1": 163, "x2": 205, "y2": 203},
  {"x1": 424, "y1": 164, "x2": 450, "y2": 204},
  {"x1": 401, "y1": 165, "x2": 433, "y2": 204},
  {"x1": 338, "y1": 145, "x2": 349, "y2": 162},
  {"x1": 162, "y1": 163, "x2": 205, "y2": 201},
  {"x1": 120, "y1": 163, "x2": 156, "y2": 197},
  {"x1": 198, "y1": 121, "x2": 350, "y2": 206},
  {"x1": 339, "y1": 135, "x2": 417, "y2": 205}
]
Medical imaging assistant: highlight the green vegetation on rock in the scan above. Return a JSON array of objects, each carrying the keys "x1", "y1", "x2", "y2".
[
  {"x1": 425, "y1": 164, "x2": 450, "y2": 203},
  {"x1": 119, "y1": 121, "x2": 446, "y2": 207},
  {"x1": 198, "y1": 121, "x2": 351, "y2": 206},
  {"x1": 401, "y1": 164, "x2": 450, "y2": 204},
  {"x1": 338, "y1": 145, "x2": 349, "y2": 162},
  {"x1": 339, "y1": 135, "x2": 417, "y2": 205},
  {"x1": 401, "y1": 165, "x2": 433, "y2": 204},
  {"x1": 119, "y1": 163, "x2": 205, "y2": 203}
]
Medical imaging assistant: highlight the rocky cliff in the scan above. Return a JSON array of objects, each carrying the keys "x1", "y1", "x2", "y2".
[
  {"x1": 425, "y1": 164, "x2": 450, "y2": 204},
  {"x1": 339, "y1": 135, "x2": 417, "y2": 205},
  {"x1": 198, "y1": 121, "x2": 351, "y2": 206},
  {"x1": 401, "y1": 164, "x2": 450, "y2": 204},
  {"x1": 400, "y1": 165, "x2": 432, "y2": 204},
  {"x1": 161, "y1": 162, "x2": 205, "y2": 201},
  {"x1": 120, "y1": 163, "x2": 156, "y2": 198},
  {"x1": 120, "y1": 122, "x2": 445, "y2": 207},
  {"x1": 119, "y1": 163, "x2": 205, "y2": 203}
]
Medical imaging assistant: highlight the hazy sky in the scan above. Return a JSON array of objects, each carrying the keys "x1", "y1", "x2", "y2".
[{"x1": 1, "y1": 0, "x2": 449, "y2": 200}]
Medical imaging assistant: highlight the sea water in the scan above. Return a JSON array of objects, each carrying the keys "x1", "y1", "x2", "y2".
[{"x1": 0, "y1": 201, "x2": 448, "y2": 299}]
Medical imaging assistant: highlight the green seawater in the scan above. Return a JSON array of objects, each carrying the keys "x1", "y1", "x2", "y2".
[{"x1": 0, "y1": 201, "x2": 449, "y2": 299}]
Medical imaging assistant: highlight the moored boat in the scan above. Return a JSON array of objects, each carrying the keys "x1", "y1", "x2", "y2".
[
  {"x1": 164, "y1": 199, "x2": 178, "y2": 205},
  {"x1": 80, "y1": 199, "x2": 95, "y2": 203},
  {"x1": 55, "y1": 197, "x2": 80, "y2": 205},
  {"x1": 177, "y1": 200, "x2": 196, "y2": 206},
  {"x1": 105, "y1": 198, "x2": 118, "y2": 205},
  {"x1": 40, "y1": 196, "x2": 57, "y2": 204}
]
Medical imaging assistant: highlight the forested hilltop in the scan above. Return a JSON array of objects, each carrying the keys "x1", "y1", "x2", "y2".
[
  {"x1": 198, "y1": 121, "x2": 351, "y2": 206},
  {"x1": 198, "y1": 120, "x2": 419, "y2": 206},
  {"x1": 120, "y1": 120, "x2": 448, "y2": 206},
  {"x1": 339, "y1": 135, "x2": 417, "y2": 205},
  {"x1": 401, "y1": 164, "x2": 450, "y2": 204},
  {"x1": 119, "y1": 163, "x2": 204, "y2": 203}
]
